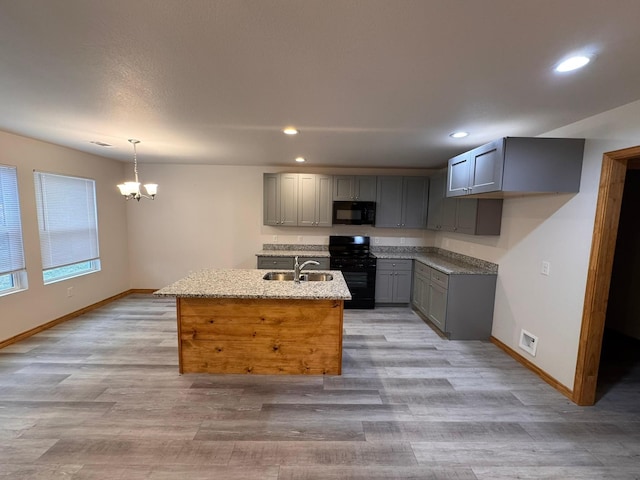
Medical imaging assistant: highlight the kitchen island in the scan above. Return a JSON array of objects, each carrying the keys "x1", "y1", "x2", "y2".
[{"x1": 154, "y1": 269, "x2": 351, "y2": 375}]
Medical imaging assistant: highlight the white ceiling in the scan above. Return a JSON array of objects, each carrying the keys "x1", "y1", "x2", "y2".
[{"x1": 2, "y1": 0, "x2": 640, "y2": 169}]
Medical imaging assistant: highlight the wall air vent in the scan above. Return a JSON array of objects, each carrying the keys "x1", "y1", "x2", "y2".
[
  {"x1": 519, "y1": 329, "x2": 538, "y2": 356},
  {"x1": 90, "y1": 141, "x2": 113, "y2": 147}
]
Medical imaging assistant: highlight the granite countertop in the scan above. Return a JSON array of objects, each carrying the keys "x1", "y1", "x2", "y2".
[
  {"x1": 256, "y1": 250, "x2": 330, "y2": 258},
  {"x1": 374, "y1": 252, "x2": 496, "y2": 275},
  {"x1": 154, "y1": 269, "x2": 351, "y2": 300},
  {"x1": 255, "y1": 244, "x2": 497, "y2": 275}
]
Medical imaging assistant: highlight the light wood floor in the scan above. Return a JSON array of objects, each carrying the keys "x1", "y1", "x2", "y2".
[{"x1": 1, "y1": 294, "x2": 639, "y2": 479}]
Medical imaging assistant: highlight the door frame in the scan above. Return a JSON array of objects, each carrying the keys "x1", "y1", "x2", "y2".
[{"x1": 573, "y1": 145, "x2": 640, "y2": 405}]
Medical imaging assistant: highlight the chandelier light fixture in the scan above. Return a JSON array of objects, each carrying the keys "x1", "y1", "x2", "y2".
[{"x1": 117, "y1": 139, "x2": 158, "y2": 201}]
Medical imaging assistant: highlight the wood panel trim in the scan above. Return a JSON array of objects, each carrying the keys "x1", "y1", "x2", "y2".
[
  {"x1": 0, "y1": 289, "x2": 149, "y2": 350},
  {"x1": 572, "y1": 145, "x2": 640, "y2": 405},
  {"x1": 490, "y1": 336, "x2": 573, "y2": 400},
  {"x1": 176, "y1": 297, "x2": 184, "y2": 374}
]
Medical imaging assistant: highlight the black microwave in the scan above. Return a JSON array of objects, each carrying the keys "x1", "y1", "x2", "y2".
[{"x1": 332, "y1": 201, "x2": 376, "y2": 225}]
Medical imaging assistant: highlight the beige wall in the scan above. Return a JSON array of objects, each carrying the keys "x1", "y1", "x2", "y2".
[
  {"x1": 433, "y1": 99, "x2": 640, "y2": 389},
  {"x1": 0, "y1": 131, "x2": 130, "y2": 343}
]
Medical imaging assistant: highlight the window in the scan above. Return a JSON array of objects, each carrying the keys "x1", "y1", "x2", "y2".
[
  {"x1": 0, "y1": 165, "x2": 27, "y2": 296},
  {"x1": 34, "y1": 172, "x2": 101, "y2": 284}
]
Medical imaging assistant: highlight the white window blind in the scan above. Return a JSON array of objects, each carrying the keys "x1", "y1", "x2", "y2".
[
  {"x1": 34, "y1": 172, "x2": 100, "y2": 270},
  {"x1": 0, "y1": 165, "x2": 25, "y2": 276}
]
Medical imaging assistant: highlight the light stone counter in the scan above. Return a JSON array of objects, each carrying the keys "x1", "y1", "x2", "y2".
[
  {"x1": 154, "y1": 268, "x2": 351, "y2": 300},
  {"x1": 256, "y1": 250, "x2": 330, "y2": 258},
  {"x1": 373, "y1": 252, "x2": 497, "y2": 275}
]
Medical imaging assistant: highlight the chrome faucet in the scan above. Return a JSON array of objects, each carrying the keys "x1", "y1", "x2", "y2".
[{"x1": 294, "y1": 256, "x2": 320, "y2": 283}]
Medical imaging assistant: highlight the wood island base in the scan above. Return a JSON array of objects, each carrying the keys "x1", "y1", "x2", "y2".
[{"x1": 176, "y1": 297, "x2": 344, "y2": 375}]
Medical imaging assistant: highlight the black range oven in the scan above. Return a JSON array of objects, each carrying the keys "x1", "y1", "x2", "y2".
[{"x1": 329, "y1": 235, "x2": 377, "y2": 309}]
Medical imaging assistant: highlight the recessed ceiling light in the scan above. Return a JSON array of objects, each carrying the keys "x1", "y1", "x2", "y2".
[
  {"x1": 449, "y1": 131, "x2": 469, "y2": 139},
  {"x1": 283, "y1": 127, "x2": 299, "y2": 135},
  {"x1": 295, "y1": 157, "x2": 306, "y2": 163},
  {"x1": 555, "y1": 55, "x2": 590, "y2": 73}
]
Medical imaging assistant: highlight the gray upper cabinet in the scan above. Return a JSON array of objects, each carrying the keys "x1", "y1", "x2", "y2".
[
  {"x1": 263, "y1": 173, "x2": 298, "y2": 226},
  {"x1": 298, "y1": 174, "x2": 333, "y2": 227},
  {"x1": 447, "y1": 137, "x2": 585, "y2": 198},
  {"x1": 428, "y1": 170, "x2": 503, "y2": 235},
  {"x1": 376, "y1": 176, "x2": 429, "y2": 228},
  {"x1": 264, "y1": 173, "x2": 331, "y2": 227},
  {"x1": 333, "y1": 175, "x2": 377, "y2": 201}
]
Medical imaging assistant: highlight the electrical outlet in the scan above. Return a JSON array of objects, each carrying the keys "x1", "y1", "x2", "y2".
[
  {"x1": 374, "y1": 237, "x2": 380, "y2": 244},
  {"x1": 272, "y1": 235, "x2": 278, "y2": 242},
  {"x1": 67, "y1": 287, "x2": 73, "y2": 298},
  {"x1": 400, "y1": 237, "x2": 406, "y2": 244},
  {"x1": 297, "y1": 236, "x2": 303, "y2": 242},
  {"x1": 541, "y1": 260, "x2": 550, "y2": 276}
]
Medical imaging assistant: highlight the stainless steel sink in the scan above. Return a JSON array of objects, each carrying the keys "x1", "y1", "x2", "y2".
[
  {"x1": 299, "y1": 272, "x2": 333, "y2": 282},
  {"x1": 262, "y1": 272, "x2": 333, "y2": 282},
  {"x1": 262, "y1": 272, "x2": 296, "y2": 281}
]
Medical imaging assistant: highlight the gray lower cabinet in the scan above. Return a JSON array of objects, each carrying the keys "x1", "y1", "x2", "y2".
[
  {"x1": 375, "y1": 259, "x2": 413, "y2": 303},
  {"x1": 375, "y1": 176, "x2": 429, "y2": 228},
  {"x1": 428, "y1": 170, "x2": 503, "y2": 235},
  {"x1": 412, "y1": 260, "x2": 497, "y2": 340},
  {"x1": 257, "y1": 256, "x2": 329, "y2": 270},
  {"x1": 447, "y1": 137, "x2": 586, "y2": 198}
]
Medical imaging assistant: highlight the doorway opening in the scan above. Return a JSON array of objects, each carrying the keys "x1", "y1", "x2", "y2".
[{"x1": 573, "y1": 146, "x2": 640, "y2": 405}]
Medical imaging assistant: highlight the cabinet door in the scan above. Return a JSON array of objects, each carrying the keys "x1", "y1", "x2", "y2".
[
  {"x1": 428, "y1": 282, "x2": 448, "y2": 332},
  {"x1": 412, "y1": 271, "x2": 424, "y2": 309},
  {"x1": 441, "y1": 197, "x2": 457, "y2": 232},
  {"x1": 393, "y1": 270, "x2": 413, "y2": 303},
  {"x1": 413, "y1": 273, "x2": 430, "y2": 314},
  {"x1": 355, "y1": 176, "x2": 377, "y2": 201},
  {"x1": 299, "y1": 174, "x2": 333, "y2": 227},
  {"x1": 375, "y1": 270, "x2": 394, "y2": 303},
  {"x1": 333, "y1": 176, "x2": 355, "y2": 200},
  {"x1": 280, "y1": 173, "x2": 298, "y2": 226},
  {"x1": 469, "y1": 139, "x2": 504, "y2": 194},
  {"x1": 316, "y1": 175, "x2": 333, "y2": 226},
  {"x1": 427, "y1": 172, "x2": 445, "y2": 230},
  {"x1": 375, "y1": 176, "x2": 404, "y2": 227},
  {"x1": 447, "y1": 151, "x2": 471, "y2": 197},
  {"x1": 402, "y1": 177, "x2": 428, "y2": 228},
  {"x1": 455, "y1": 199, "x2": 478, "y2": 235},
  {"x1": 263, "y1": 173, "x2": 280, "y2": 226},
  {"x1": 298, "y1": 174, "x2": 317, "y2": 227}
]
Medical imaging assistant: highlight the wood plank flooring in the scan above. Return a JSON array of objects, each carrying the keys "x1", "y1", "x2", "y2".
[{"x1": 1, "y1": 293, "x2": 639, "y2": 479}]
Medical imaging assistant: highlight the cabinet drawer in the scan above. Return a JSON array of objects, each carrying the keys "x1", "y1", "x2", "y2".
[
  {"x1": 414, "y1": 260, "x2": 430, "y2": 277},
  {"x1": 429, "y1": 268, "x2": 449, "y2": 289},
  {"x1": 298, "y1": 257, "x2": 330, "y2": 270},
  {"x1": 257, "y1": 257, "x2": 294, "y2": 269},
  {"x1": 377, "y1": 258, "x2": 413, "y2": 271}
]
